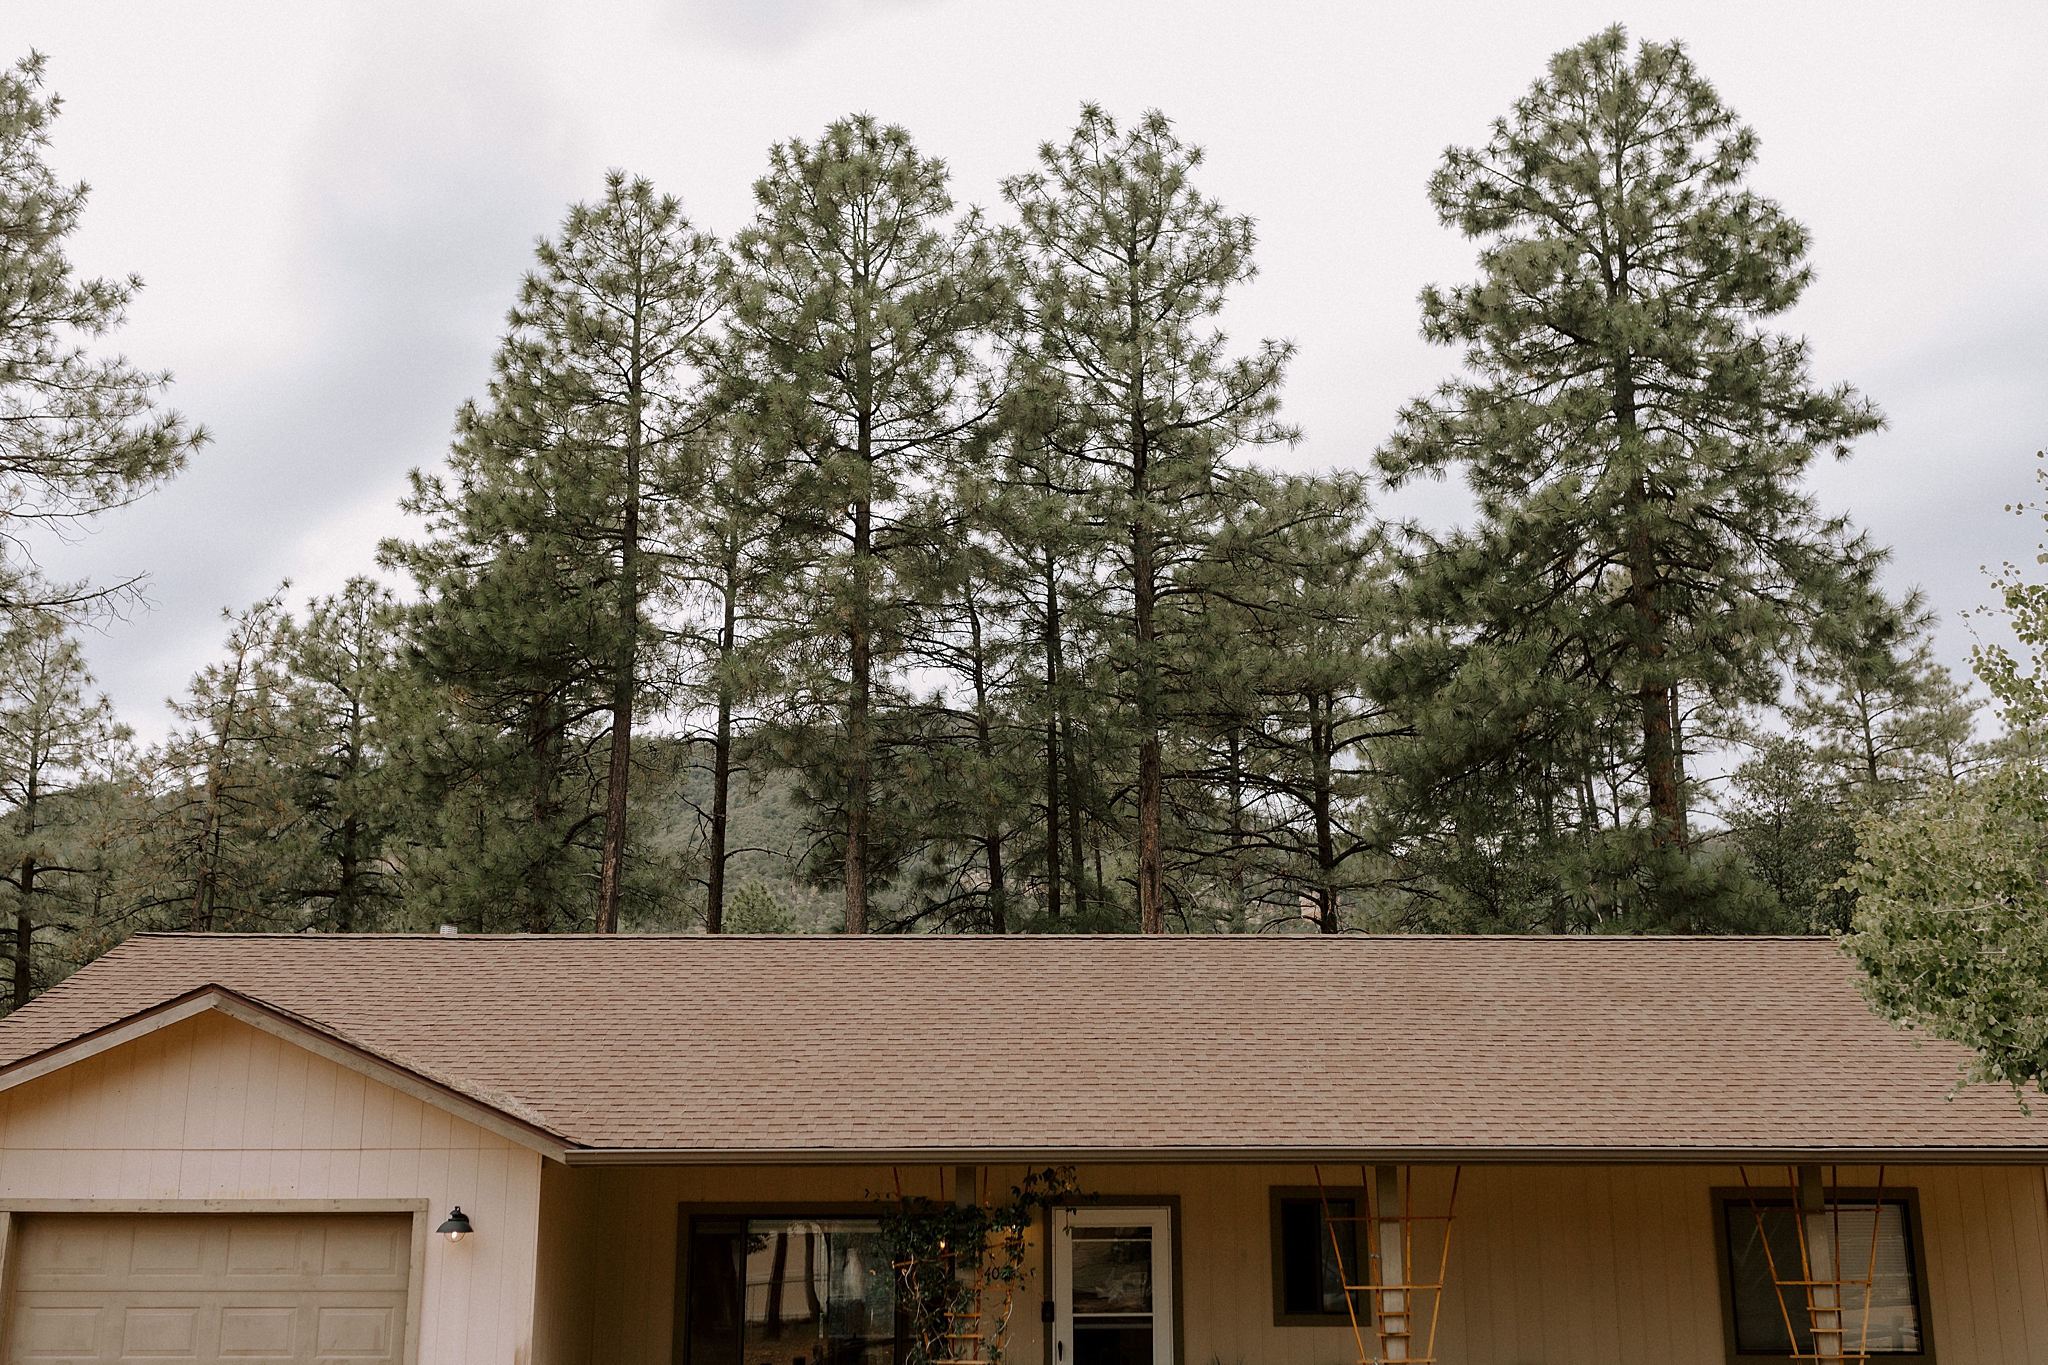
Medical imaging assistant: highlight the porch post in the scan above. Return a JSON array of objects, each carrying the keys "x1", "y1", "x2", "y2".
[
  {"x1": 1374, "y1": 1164, "x2": 1408, "y2": 1361},
  {"x1": 1798, "y1": 1164, "x2": 1843, "y2": 1360}
]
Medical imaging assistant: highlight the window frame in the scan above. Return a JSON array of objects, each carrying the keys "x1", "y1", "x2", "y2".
[
  {"x1": 1268, "y1": 1185, "x2": 1366, "y2": 1328},
  {"x1": 672, "y1": 1200, "x2": 903, "y2": 1365},
  {"x1": 1709, "y1": 1185, "x2": 1937, "y2": 1365}
]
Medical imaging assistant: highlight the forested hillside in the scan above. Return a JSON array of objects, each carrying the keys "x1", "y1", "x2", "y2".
[{"x1": 0, "y1": 31, "x2": 2026, "y2": 1010}]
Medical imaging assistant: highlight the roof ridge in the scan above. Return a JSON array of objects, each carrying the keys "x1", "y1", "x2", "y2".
[{"x1": 126, "y1": 930, "x2": 1840, "y2": 943}]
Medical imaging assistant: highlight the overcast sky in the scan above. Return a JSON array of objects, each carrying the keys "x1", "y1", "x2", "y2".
[{"x1": 9, "y1": 0, "x2": 2046, "y2": 741}]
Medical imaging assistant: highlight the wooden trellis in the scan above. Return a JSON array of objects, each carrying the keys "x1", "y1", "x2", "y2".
[
  {"x1": 1315, "y1": 1164, "x2": 1461, "y2": 1365},
  {"x1": 1739, "y1": 1165, "x2": 1890, "y2": 1365},
  {"x1": 889, "y1": 1167, "x2": 1024, "y2": 1365}
]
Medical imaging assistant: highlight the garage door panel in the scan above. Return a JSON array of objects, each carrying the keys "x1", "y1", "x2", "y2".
[
  {"x1": 5, "y1": 1216, "x2": 411, "y2": 1364},
  {"x1": 18, "y1": 1224, "x2": 118, "y2": 1282},
  {"x1": 314, "y1": 1228, "x2": 404, "y2": 1283},
  {"x1": 13, "y1": 1303, "x2": 100, "y2": 1358},
  {"x1": 217, "y1": 1306, "x2": 292, "y2": 1359},
  {"x1": 118, "y1": 1303, "x2": 200, "y2": 1357},
  {"x1": 129, "y1": 1226, "x2": 208, "y2": 1279}
]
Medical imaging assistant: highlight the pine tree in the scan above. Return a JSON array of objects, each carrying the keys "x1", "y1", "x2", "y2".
[
  {"x1": 1003, "y1": 105, "x2": 1294, "y2": 933},
  {"x1": 1186, "y1": 470, "x2": 1397, "y2": 933},
  {"x1": 1788, "y1": 598, "x2": 1986, "y2": 811},
  {"x1": 725, "y1": 115, "x2": 1004, "y2": 934},
  {"x1": 515, "y1": 174, "x2": 720, "y2": 932},
  {"x1": 267, "y1": 578, "x2": 404, "y2": 931},
  {"x1": 384, "y1": 174, "x2": 719, "y2": 933},
  {"x1": 1378, "y1": 28, "x2": 1888, "y2": 928},
  {"x1": 674, "y1": 431, "x2": 790, "y2": 933},
  {"x1": 0, "y1": 53, "x2": 204, "y2": 619},
  {"x1": 0, "y1": 618, "x2": 127, "y2": 1007},
  {"x1": 381, "y1": 483, "x2": 611, "y2": 932},
  {"x1": 136, "y1": 593, "x2": 292, "y2": 932},
  {"x1": 1720, "y1": 736, "x2": 1858, "y2": 931}
]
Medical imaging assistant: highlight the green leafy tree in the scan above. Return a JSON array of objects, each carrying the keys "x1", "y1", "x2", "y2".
[
  {"x1": 1378, "y1": 27, "x2": 1887, "y2": 928},
  {"x1": 725, "y1": 115, "x2": 1004, "y2": 934},
  {"x1": 1843, "y1": 452, "x2": 2048, "y2": 1103},
  {"x1": 380, "y1": 500, "x2": 610, "y2": 933},
  {"x1": 0, "y1": 52, "x2": 203, "y2": 618},
  {"x1": 724, "y1": 876, "x2": 796, "y2": 933},
  {"x1": 1841, "y1": 766, "x2": 2048, "y2": 1105},
  {"x1": 1003, "y1": 105, "x2": 1294, "y2": 933}
]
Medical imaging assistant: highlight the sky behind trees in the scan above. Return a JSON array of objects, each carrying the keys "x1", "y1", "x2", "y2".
[{"x1": 8, "y1": 0, "x2": 2045, "y2": 740}]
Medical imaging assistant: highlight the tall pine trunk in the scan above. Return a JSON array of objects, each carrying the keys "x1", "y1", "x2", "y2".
[
  {"x1": 10, "y1": 858, "x2": 30, "y2": 1011},
  {"x1": 966, "y1": 590, "x2": 1006, "y2": 933},
  {"x1": 1063, "y1": 711, "x2": 1087, "y2": 911},
  {"x1": 525, "y1": 696, "x2": 560, "y2": 934},
  {"x1": 596, "y1": 361, "x2": 646, "y2": 934},
  {"x1": 1310, "y1": 693, "x2": 1340, "y2": 935},
  {"x1": 1041, "y1": 564, "x2": 1063, "y2": 920},
  {"x1": 844, "y1": 487, "x2": 873, "y2": 936},
  {"x1": 11, "y1": 761, "x2": 36, "y2": 1009},
  {"x1": 706, "y1": 537, "x2": 740, "y2": 934},
  {"x1": 1132, "y1": 388, "x2": 1165, "y2": 934}
]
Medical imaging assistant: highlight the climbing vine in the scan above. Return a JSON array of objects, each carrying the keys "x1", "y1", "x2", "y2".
[{"x1": 879, "y1": 1167, "x2": 1086, "y2": 1365}]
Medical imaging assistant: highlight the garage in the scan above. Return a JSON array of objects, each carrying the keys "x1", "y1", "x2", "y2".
[{"x1": 3, "y1": 1213, "x2": 414, "y2": 1363}]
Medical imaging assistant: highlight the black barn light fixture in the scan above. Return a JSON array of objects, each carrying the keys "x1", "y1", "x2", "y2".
[{"x1": 437, "y1": 1207, "x2": 475, "y2": 1243}]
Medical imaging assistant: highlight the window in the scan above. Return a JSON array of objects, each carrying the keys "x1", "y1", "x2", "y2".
[
  {"x1": 1268, "y1": 1189, "x2": 1359, "y2": 1325},
  {"x1": 1717, "y1": 1191, "x2": 1931, "y2": 1361},
  {"x1": 684, "y1": 1216, "x2": 900, "y2": 1365}
]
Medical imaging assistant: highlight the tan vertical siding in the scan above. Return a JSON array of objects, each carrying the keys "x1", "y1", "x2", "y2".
[
  {"x1": 533, "y1": 1163, "x2": 599, "y2": 1365},
  {"x1": 0, "y1": 1012, "x2": 545, "y2": 1365},
  {"x1": 561, "y1": 1160, "x2": 2048, "y2": 1365}
]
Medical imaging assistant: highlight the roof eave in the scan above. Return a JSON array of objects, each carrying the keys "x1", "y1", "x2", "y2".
[
  {"x1": 0, "y1": 986, "x2": 572, "y2": 1163},
  {"x1": 558, "y1": 1143, "x2": 2048, "y2": 1168}
]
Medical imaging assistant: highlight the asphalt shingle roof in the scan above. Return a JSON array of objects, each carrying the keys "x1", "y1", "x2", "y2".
[{"x1": 0, "y1": 932, "x2": 2039, "y2": 1159}]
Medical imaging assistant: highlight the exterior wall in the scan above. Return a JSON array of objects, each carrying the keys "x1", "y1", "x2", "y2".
[
  {"x1": 533, "y1": 1163, "x2": 600, "y2": 1365},
  {"x1": 566, "y1": 1159, "x2": 2048, "y2": 1365},
  {"x1": 0, "y1": 1011, "x2": 546, "y2": 1365}
]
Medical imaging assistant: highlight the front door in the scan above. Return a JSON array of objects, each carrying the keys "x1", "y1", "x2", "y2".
[{"x1": 1051, "y1": 1207, "x2": 1173, "y2": 1365}]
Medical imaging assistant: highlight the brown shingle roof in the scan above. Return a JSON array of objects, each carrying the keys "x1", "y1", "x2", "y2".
[{"x1": 0, "y1": 932, "x2": 2039, "y2": 1161}]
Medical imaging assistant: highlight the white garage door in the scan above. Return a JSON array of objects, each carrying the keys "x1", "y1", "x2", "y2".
[{"x1": 5, "y1": 1213, "x2": 412, "y2": 1364}]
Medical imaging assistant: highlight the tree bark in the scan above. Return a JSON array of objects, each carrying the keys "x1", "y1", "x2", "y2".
[
  {"x1": 1132, "y1": 414, "x2": 1164, "y2": 933},
  {"x1": 525, "y1": 696, "x2": 560, "y2": 934},
  {"x1": 596, "y1": 337, "x2": 647, "y2": 935},
  {"x1": 1042, "y1": 566, "x2": 1062, "y2": 921},
  {"x1": 1311, "y1": 693, "x2": 1340, "y2": 935},
  {"x1": 706, "y1": 538, "x2": 740, "y2": 934},
  {"x1": 10, "y1": 859, "x2": 30, "y2": 1012},
  {"x1": 967, "y1": 590, "x2": 1006, "y2": 933},
  {"x1": 844, "y1": 492, "x2": 872, "y2": 936}
]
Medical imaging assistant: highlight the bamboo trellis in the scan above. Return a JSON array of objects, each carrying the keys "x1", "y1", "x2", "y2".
[
  {"x1": 1740, "y1": 1165, "x2": 1890, "y2": 1365},
  {"x1": 1315, "y1": 1165, "x2": 1461, "y2": 1365}
]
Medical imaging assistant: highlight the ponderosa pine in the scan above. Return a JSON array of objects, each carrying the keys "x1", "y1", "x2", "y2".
[
  {"x1": 0, "y1": 53, "x2": 203, "y2": 621},
  {"x1": 725, "y1": 116, "x2": 1003, "y2": 935},
  {"x1": 1004, "y1": 106, "x2": 1293, "y2": 934},
  {"x1": 1379, "y1": 28, "x2": 1887, "y2": 928}
]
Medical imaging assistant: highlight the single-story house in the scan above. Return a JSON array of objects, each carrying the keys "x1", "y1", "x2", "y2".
[{"x1": 0, "y1": 932, "x2": 2040, "y2": 1365}]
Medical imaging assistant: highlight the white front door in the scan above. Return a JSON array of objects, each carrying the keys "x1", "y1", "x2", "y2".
[{"x1": 1051, "y1": 1206, "x2": 1174, "y2": 1365}]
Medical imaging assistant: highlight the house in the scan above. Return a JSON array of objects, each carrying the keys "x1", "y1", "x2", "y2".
[{"x1": 0, "y1": 932, "x2": 2041, "y2": 1365}]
